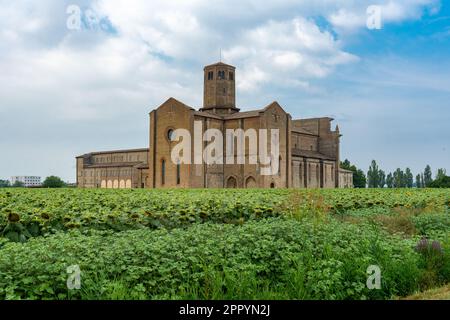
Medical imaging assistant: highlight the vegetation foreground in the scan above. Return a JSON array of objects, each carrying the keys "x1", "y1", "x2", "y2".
[{"x1": 0, "y1": 188, "x2": 448, "y2": 300}]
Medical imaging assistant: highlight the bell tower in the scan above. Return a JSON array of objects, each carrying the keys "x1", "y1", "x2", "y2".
[{"x1": 201, "y1": 62, "x2": 239, "y2": 115}]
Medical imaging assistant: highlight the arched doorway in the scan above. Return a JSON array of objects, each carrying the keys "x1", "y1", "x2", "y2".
[
  {"x1": 227, "y1": 177, "x2": 237, "y2": 188},
  {"x1": 270, "y1": 183, "x2": 275, "y2": 189},
  {"x1": 245, "y1": 176, "x2": 257, "y2": 189},
  {"x1": 125, "y1": 179, "x2": 132, "y2": 188}
]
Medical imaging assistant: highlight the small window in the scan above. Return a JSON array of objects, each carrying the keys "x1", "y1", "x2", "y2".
[
  {"x1": 223, "y1": 87, "x2": 226, "y2": 94},
  {"x1": 218, "y1": 70, "x2": 225, "y2": 80},
  {"x1": 229, "y1": 72, "x2": 234, "y2": 81},
  {"x1": 207, "y1": 71, "x2": 214, "y2": 80},
  {"x1": 278, "y1": 156, "x2": 282, "y2": 176},
  {"x1": 161, "y1": 160, "x2": 166, "y2": 185}
]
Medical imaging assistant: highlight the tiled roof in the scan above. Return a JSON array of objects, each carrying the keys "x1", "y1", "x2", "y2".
[
  {"x1": 193, "y1": 111, "x2": 223, "y2": 119},
  {"x1": 292, "y1": 149, "x2": 336, "y2": 161},
  {"x1": 291, "y1": 127, "x2": 316, "y2": 136},
  {"x1": 223, "y1": 110, "x2": 263, "y2": 120},
  {"x1": 76, "y1": 148, "x2": 148, "y2": 158},
  {"x1": 83, "y1": 162, "x2": 146, "y2": 169}
]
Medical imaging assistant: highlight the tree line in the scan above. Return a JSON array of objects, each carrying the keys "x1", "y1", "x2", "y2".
[
  {"x1": 1, "y1": 165, "x2": 448, "y2": 189},
  {"x1": 341, "y1": 159, "x2": 449, "y2": 188}
]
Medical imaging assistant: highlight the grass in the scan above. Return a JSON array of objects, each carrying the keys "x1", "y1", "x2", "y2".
[{"x1": 402, "y1": 285, "x2": 450, "y2": 300}]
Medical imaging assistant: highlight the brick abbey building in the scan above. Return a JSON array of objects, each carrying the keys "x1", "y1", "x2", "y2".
[{"x1": 76, "y1": 62, "x2": 353, "y2": 189}]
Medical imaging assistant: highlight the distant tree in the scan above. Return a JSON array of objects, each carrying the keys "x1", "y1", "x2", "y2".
[
  {"x1": 393, "y1": 168, "x2": 405, "y2": 188},
  {"x1": 42, "y1": 176, "x2": 66, "y2": 188},
  {"x1": 420, "y1": 173, "x2": 425, "y2": 188},
  {"x1": 340, "y1": 159, "x2": 367, "y2": 188},
  {"x1": 386, "y1": 173, "x2": 394, "y2": 188},
  {"x1": 341, "y1": 159, "x2": 351, "y2": 169},
  {"x1": 405, "y1": 168, "x2": 414, "y2": 188},
  {"x1": 424, "y1": 165, "x2": 433, "y2": 187},
  {"x1": 436, "y1": 168, "x2": 447, "y2": 181},
  {"x1": 0, "y1": 180, "x2": 10, "y2": 188},
  {"x1": 429, "y1": 175, "x2": 450, "y2": 188},
  {"x1": 415, "y1": 174, "x2": 422, "y2": 188},
  {"x1": 367, "y1": 160, "x2": 380, "y2": 188},
  {"x1": 12, "y1": 181, "x2": 25, "y2": 188},
  {"x1": 367, "y1": 160, "x2": 387, "y2": 188},
  {"x1": 379, "y1": 170, "x2": 386, "y2": 188},
  {"x1": 354, "y1": 169, "x2": 367, "y2": 188}
]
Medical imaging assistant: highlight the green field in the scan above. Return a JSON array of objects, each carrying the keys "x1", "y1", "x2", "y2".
[{"x1": 0, "y1": 188, "x2": 449, "y2": 300}]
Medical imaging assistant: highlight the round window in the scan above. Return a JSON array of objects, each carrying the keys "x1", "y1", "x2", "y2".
[{"x1": 167, "y1": 129, "x2": 175, "y2": 141}]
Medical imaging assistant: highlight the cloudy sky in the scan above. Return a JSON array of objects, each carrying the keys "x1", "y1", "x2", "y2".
[{"x1": 1, "y1": 0, "x2": 449, "y2": 182}]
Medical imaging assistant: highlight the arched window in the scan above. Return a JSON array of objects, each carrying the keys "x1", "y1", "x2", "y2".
[
  {"x1": 161, "y1": 160, "x2": 166, "y2": 185},
  {"x1": 246, "y1": 176, "x2": 257, "y2": 189},
  {"x1": 218, "y1": 70, "x2": 225, "y2": 80},
  {"x1": 299, "y1": 163, "x2": 303, "y2": 184},
  {"x1": 176, "y1": 162, "x2": 181, "y2": 185},
  {"x1": 278, "y1": 156, "x2": 282, "y2": 176},
  {"x1": 167, "y1": 129, "x2": 175, "y2": 142},
  {"x1": 227, "y1": 176, "x2": 237, "y2": 188}
]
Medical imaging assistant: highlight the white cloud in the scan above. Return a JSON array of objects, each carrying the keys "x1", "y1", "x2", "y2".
[
  {"x1": 329, "y1": 9, "x2": 366, "y2": 31},
  {"x1": 224, "y1": 17, "x2": 358, "y2": 92}
]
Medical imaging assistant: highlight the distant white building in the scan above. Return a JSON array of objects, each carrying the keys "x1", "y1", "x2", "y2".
[{"x1": 10, "y1": 176, "x2": 42, "y2": 187}]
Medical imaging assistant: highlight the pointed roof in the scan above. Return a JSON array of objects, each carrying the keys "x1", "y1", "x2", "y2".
[
  {"x1": 153, "y1": 97, "x2": 195, "y2": 112},
  {"x1": 204, "y1": 61, "x2": 236, "y2": 69},
  {"x1": 262, "y1": 101, "x2": 291, "y2": 117}
]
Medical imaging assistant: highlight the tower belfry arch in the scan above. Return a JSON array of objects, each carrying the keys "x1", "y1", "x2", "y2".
[{"x1": 200, "y1": 62, "x2": 239, "y2": 115}]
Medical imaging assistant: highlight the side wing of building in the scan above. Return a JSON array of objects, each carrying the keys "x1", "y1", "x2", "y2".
[
  {"x1": 339, "y1": 169, "x2": 354, "y2": 188},
  {"x1": 290, "y1": 117, "x2": 342, "y2": 189},
  {"x1": 76, "y1": 148, "x2": 149, "y2": 188}
]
